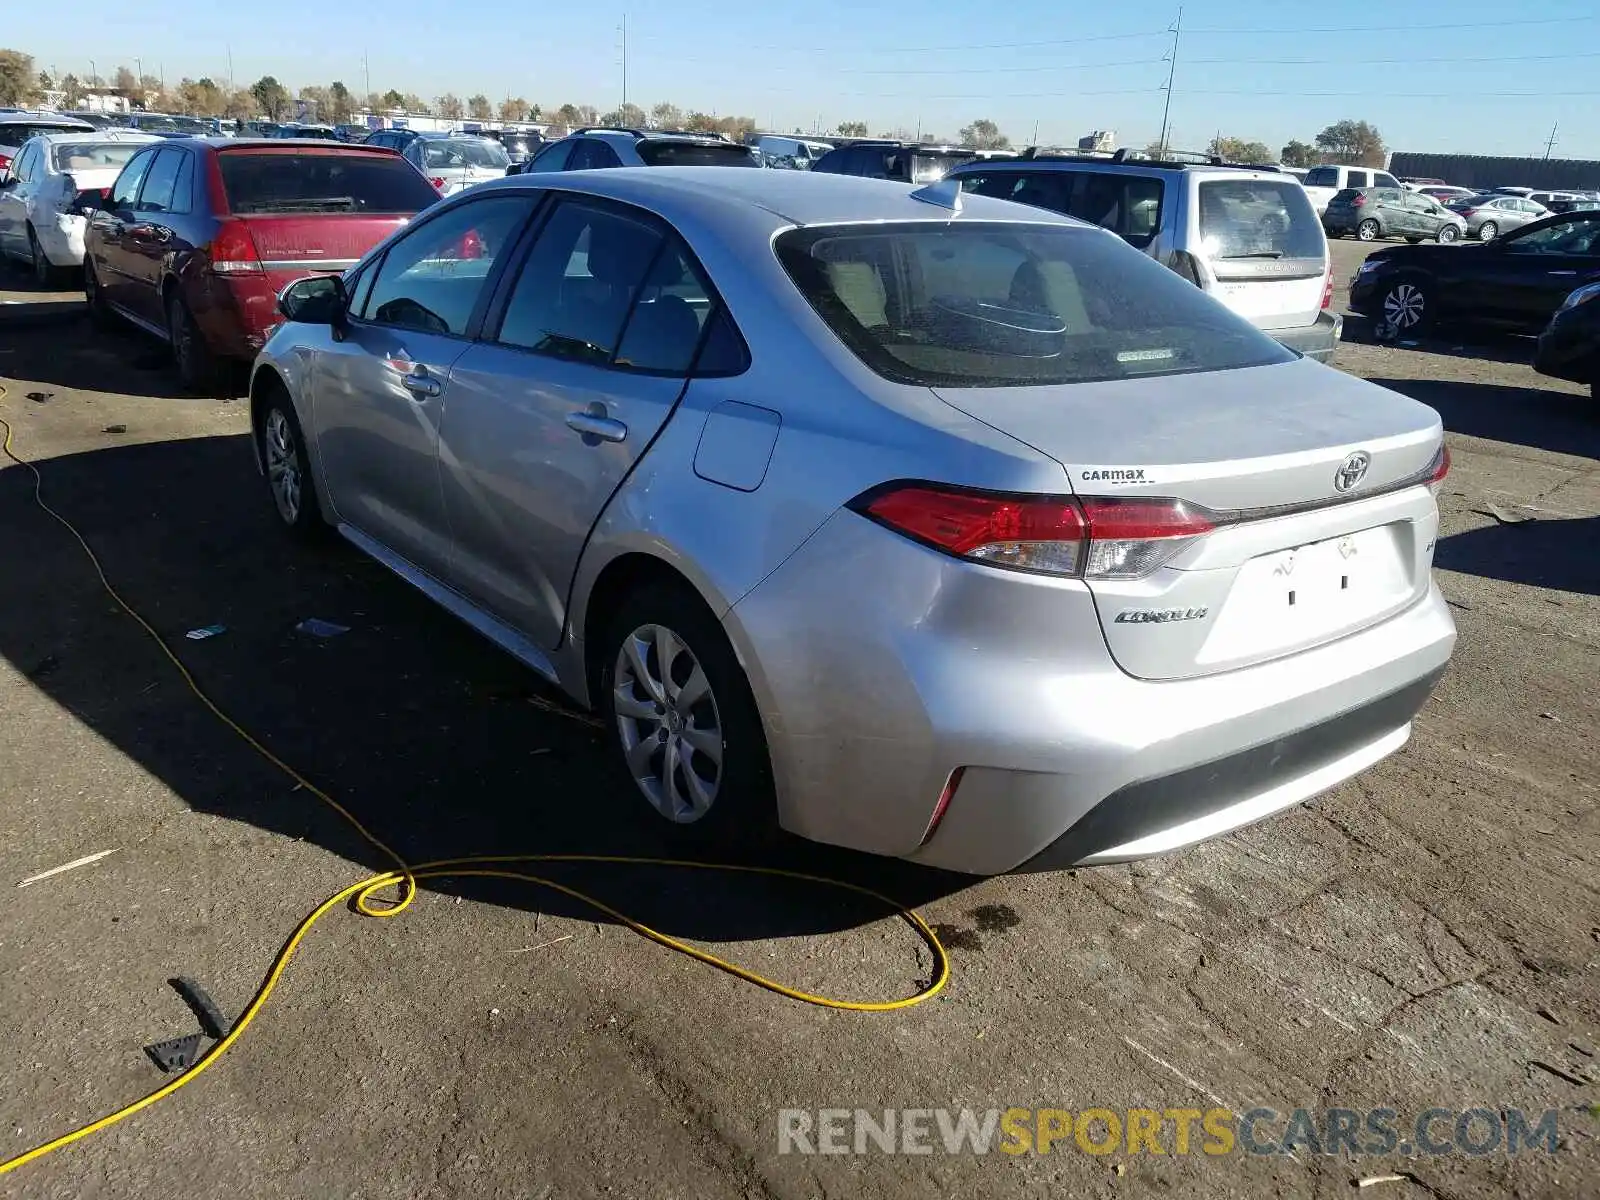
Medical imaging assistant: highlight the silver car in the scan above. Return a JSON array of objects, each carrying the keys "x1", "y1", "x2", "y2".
[
  {"x1": 1446, "y1": 193, "x2": 1549, "y2": 241},
  {"x1": 251, "y1": 168, "x2": 1456, "y2": 874}
]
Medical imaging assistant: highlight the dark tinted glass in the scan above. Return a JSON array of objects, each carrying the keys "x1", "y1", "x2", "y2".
[
  {"x1": 777, "y1": 221, "x2": 1292, "y2": 387},
  {"x1": 217, "y1": 152, "x2": 441, "y2": 213},
  {"x1": 615, "y1": 243, "x2": 714, "y2": 374},
  {"x1": 0, "y1": 122, "x2": 95, "y2": 143},
  {"x1": 1303, "y1": 167, "x2": 1338, "y2": 187},
  {"x1": 525, "y1": 141, "x2": 574, "y2": 172},
  {"x1": 693, "y1": 306, "x2": 750, "y2": 376},
  {"x1": 962, "y1": 170, "x2": 1165, "y2": 250},
  {"x1": 636, "y1": 141, "x2": 758, "y2": 167},
  {"x1": 109, "y1": 149, "x2": 156, "y2": 209},
  {"x1": 496, "y1": 201, "x2": 664, "y2": 363}
]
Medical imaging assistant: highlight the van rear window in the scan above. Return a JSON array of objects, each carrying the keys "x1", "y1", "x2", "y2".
[
  {"x1": 635, "y1": 141, "x2": 759, "y2": 167},
  {"x1": 1303, "y1": 167, "x2": 1338, "y2": 188},
  {"x1": 217, "y1": 152, "x2": 441, "y2": 214}
]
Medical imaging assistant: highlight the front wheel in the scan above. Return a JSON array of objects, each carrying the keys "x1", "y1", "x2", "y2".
[
  {"x1": 1437, "y1": 224, "x2": 1460, "y2": 244},
  {"x1": 1477, "y1": 221, "x2": 1498, "y2": 242},
  {"x1": 598, "y1": 581, "x2": 776, "y2": 847},
  {"x1": 256, "y1": 393, "x2": 323, "y2": 537},
  {"x1": 1381, "y1": 277, "x2": 1432, "y2": 334},
  {"x1": 1357, "y1": 219, "x2": 1381, "y2": 242}
]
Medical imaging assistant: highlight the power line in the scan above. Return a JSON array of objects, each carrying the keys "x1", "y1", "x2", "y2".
[
  {"x1": 833, "y1": 56, "x2": 1165, "y2": 76},
  {"x1": 1188, "y1": 50, "x2": 1600, "y2": 65},
  {"x1": 1186, "y1": 14, "x2": 1598, "y2": 33}
]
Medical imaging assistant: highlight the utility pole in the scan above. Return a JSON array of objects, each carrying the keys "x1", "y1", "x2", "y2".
[
  {"x1": 363, "y1": 53, "x2": 370, "y2": 104},
  {"x1": 136, "y1": 57, "x2": 143, "y2": 86},
  {"x1": 619, "y1": 14, "x2": 628, "y2": 112},
  {"x1": 226, "y1": 47, "x2": 233, "y2": 95},
  {"x1": 1031, "y1": 119, "x2": 1039, "y2": 147},
  {"x1": 1158, "y1": 5, "x2": 1183, "y2": 157},
  {"x1": 1542, "y1": 121, "x2": 1558, "y2": 161}
]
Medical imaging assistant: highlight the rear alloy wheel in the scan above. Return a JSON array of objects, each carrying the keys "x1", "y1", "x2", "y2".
[
  {"x1": 1357, "y1": 219, "x2": 1381, "y2": 242},
  {"x1": 1477, "y1": 221, "x2": 1498, "y2": 242},
  {"x1": 1437, "y1": 224, "x2": 1460, "y2": 244},
  {"x1": 28, "y1": 228, "x2": 59, "y2": 287},
  {"x1": 166, "y1": 291, "x2": 223, "y2": 395},
  {"x1": 599, "y1": 582, "x2": 775, "y2": 846},
  {"x1": 258, "y1": 398, "x2": 323, "y2": 536},
  {"x1": 1381, "y1": 278, "x2": 1430, "y2": 333}
]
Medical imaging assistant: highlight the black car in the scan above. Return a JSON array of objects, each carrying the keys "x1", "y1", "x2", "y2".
[
  {"x1": 1348, "y1": 211, "x2": 1600, "y2": 336},
  {"x1": 809, "y1": 141, "x2": 1001, "y2": 184},
  {"x1": 1533, "y1": 281, "x2": 1600, "y2": 399}
]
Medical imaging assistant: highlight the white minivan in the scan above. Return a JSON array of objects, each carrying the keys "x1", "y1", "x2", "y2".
[
  {"x1": 1301, "y1": 164, "x2": 1404, "y2": 215},
  {"x1": 755, "y1": 135, "x2": 834, "y2": 169},
  {"x1": 949, "y1": 152, "x2": 1342, "y2": 363}
]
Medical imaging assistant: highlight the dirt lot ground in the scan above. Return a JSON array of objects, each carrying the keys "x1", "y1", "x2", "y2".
[{"x1": 1, "y1": 239, "x2": 1596, "y2": 1199}]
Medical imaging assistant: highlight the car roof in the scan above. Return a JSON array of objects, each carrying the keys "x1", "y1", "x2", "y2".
[
  {"x1": 24, "y1": 130, "x2": 162, "y2": 144},
  {"x1": 0, "y1": 114, "x2": 95, "y2": 128},
  {"x1": 472, "y1": 164, "x2": 1086, "y2": 230},
  {"x1": 945, "y1": 157, "x2": 1288, "y2": 182}
]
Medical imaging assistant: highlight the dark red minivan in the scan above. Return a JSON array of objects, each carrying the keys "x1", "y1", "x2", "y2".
[{"x1": 84, "y1": 139, "x2": 440, "y2": 391}]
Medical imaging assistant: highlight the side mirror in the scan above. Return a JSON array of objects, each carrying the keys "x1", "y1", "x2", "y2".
[
  {"x1": 0, "y1": 171, "x2": 14, "y2": 188},
  {"x1": 278, "y1": 274, "x2": 347, "y2": 325}
]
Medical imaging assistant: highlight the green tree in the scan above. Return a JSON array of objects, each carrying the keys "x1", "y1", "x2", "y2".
[
  {"x1": 467, "y1": 94, "x2": 492, "y2": 120},
  {"x1": 650, "y1": 102, "x2": 683, "y2": 129},
  {"x1": 1314, "y1": 119, "x2": 1386, "y2": 167},
  {"x1": 0, "y1": 49, "x2": 38, "y2": 106},
  {"x1": 1280, "y1": 139, "x2": 1318, "y2": 168},
  {"x1": 381, "y1": 88, "x2": 406, "y2": 110},
  {"x1": 251, "y1": 75, "x2": 291, "y2": 120},
  {"x1": 114, "y1": 65, "x2": 138, "y2": 96},
  {"x1": 836, "y1": 120, "x2": 868, "y2": 137},
  {"x1": 554, "y1": 103, "x2": 581, "y2": 131},
  {"x1": 60, "y1": 73, "x2": 84, "y2": 107},
  {"x1": 299, "y1": 85, "x2": 332, "y2": 120},
  {"x1": 437, "y1": 93, "x2": 464, "y2": 120},
  {"x1": 1208, "y1": 135, "x2": 1273, "y2": 164},
  {"x1": 328, "y1": 81, "x2": 353, "y2": 124},
  {"x1": 958, "y1": 118, "x2": 1010, "y2": 150}
]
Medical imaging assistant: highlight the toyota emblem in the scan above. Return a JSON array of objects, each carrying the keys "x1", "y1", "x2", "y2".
[{"x1": 1334, "y1": 451, "x2": 1371, "y2": 493}]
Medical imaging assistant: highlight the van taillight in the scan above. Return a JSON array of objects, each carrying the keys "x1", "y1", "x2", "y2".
[
  {"x1": 852, "y1": 484, "x2": 1216, "y2": 580},
  {"x1": 210, "y1": 219, "x2": 263, "y2": 274}
]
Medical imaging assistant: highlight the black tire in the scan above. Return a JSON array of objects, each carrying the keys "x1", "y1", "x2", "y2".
[
  {"x1": 597, "y1": 580, "x2": 777, "y2": 850},
  {"x1": 167, "y1": 291, "x2": 225, "y2": 395},
  {"x1": 1379, "y1": 274, "x2": 1433, "y2": 335},
  {"x1": 255, "y1": 388, "x2": 324, "y2": 538},
  {"x1": 1405, "y1": 236, "x2": 1423, "y2": 244},
  {"x1": 83, "y1": 258, "x2": 116, "y2": 330},
  {"x1": 1437, "y1": 224, "x2": 1460, "y2": 244},
  {"x1": 1478, "y1": 221, "x2": 1498, "y2": 242},
  {"x1": 1357, "y1": 219, "x2": 1381, "y2": 242},
  {"x1": 28, "y1": 227, "x2": 60, "y2": 287}
]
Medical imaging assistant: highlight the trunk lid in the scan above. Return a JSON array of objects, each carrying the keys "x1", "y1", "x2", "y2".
[
  {"x1": 932, "y1": 358, "x2": 1445, "y2": 680},
  {"x1": 234, "y1": 213, "x2": 408, "y2": 288}
]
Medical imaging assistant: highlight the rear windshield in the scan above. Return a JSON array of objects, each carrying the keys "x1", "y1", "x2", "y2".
[
  {"x1": 636, "y1": 140, "x2": 759, "y2": 167},
  {"x1": 908, "y1": 151, "x2": 977, "y2": 182},
  {"x1": 422, "y1": 138, "x2": 509, "y2": 169},
  {"x1": 776, "y1": 222, "x2": 1292, "y2": 388},
  {"x1": 1, "y1": 122, "x2": 91, "y2": 143},
  {"x1": 1303, "y1": 167, "x2": 1338, "y2": 188},
  {"x1": 217, "y1": 152, "x2": 441, "y2": 214},
  {"x1": 1197, "y1": 179, "x2": 1324, "y2": 261},
  {"x1": 131, "y1": 115, "x2": 207, "y2": 135},
  {"x1": 51, "y1": 142, "x2": 147, "y2": 171},
  {"x1": 960, "y1": 169, "x2": 1164, "y2": 249},
  {"x1": 1329, "y1": 188, "x2": 1362, "y2": 203}
]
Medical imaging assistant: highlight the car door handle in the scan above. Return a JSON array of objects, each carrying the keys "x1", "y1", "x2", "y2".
[
  {"x1": 400, "y1": 371, "x2": 443, "y2": 399},
  {"x1": 565, "y1": 411, "x2": 628, "y2": 442},
  {"x1": 1547, "y1": 270, "x2": 1578, "y2": 276}
]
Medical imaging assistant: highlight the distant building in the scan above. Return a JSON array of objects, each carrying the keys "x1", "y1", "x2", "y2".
[
  {"x1": 1079, "y1": 130, "x2": 1115, "y2": 153},
  {"x1": 1388, "y1": 151, "x2": 1600, "y2": 192},
  {"x1": 77, "y1": 91, "x2": 132, "y2": 115}
]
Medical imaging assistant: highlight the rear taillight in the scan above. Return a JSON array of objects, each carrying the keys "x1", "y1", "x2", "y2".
[
  {"x1": 1351, "y1": 194, "x2": 1365, "y2": 207},
  {"x1": 853, "y1": 485, "x2": 1214, "y2": 580},
  {"x1": 429, "y1": 176, "x2": 446, "y2": 191},
  {"x1": 0, "y1": 153, "x2": 11, "y2": 174},
  {"x1": 1459, "y1": 208, "x2": 1477, "y2": 218},
  {"x1": 210, "y1": 218, "x2": 263, "y2": 275},
  {"x1": 1321, "y1": 268, "x2": 1335, "y2": 311},
  {"x1": 1426, "y1": 443, "x2": 1451, "y2": 496}
]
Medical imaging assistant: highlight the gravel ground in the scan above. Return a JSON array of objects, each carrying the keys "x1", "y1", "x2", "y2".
[{"x1": 0, "y1": 249, "x2": 1596, "y2": 1199}]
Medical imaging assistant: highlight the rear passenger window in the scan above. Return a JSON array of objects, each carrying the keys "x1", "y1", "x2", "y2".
[
  {"x1": 963, "y1": 171, "x2": 1165, "y2": 250},
  {"x1": 359, "y1": 195, "x2": 534, "y2": 336},
  {"x1": 615, "y1": 243, "x2": 713, "y2": 374},
  {"x1": 496, "y1": 201, "x2": 665, "y2": 363},
  {"x1": 1303, "y1": 167, "x2": 1337, "y2": 188},
  {"x1": 1347, "y1": 170, "x2": 1371, "y2": 188},
  {"x1": 168, "y1": 153, "x2": 194, "y2": 215},
  {"x1": 110, "y1": 150, "x2": 155, "y2": 210},
  {"x1": 137, "y1": 149, "x2": 184, "y2": 212}
]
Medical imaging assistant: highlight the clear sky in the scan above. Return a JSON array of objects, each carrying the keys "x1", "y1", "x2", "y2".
[{"x1": 11, "y1": 2, "x2": 1600, "y2": 159}]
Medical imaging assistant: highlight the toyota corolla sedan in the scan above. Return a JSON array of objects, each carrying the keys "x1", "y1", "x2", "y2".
[{"x1": 250, "y1": 168, "x2": 1456, "y2": 875}]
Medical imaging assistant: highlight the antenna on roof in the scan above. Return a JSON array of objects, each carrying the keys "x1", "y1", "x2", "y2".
[{"x1": 908, "y1": 177, "x2": 963, "y2": 213}]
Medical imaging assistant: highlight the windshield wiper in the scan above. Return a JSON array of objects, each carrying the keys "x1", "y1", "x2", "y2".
[
  {"x1": 1218, "y1": 250, "x2": 1285, "y2": 259},
  {"x1": 241, "y1": 197, "x2": 358, "y2": 212}
]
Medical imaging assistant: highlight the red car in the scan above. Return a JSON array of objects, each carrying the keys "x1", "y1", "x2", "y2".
[{"x1": 84, "y1": 138, "x2": 440, "y2": 391}]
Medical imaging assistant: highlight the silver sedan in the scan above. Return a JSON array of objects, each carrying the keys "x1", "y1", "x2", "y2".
[
  {"x1": 1446, "y1": 193, "x2": 1550, "y2": 241},
  {"x1": 251, "y1": 168, "x2": 1455, "y2": 874}
]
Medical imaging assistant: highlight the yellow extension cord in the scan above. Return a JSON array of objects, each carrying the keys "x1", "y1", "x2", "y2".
[{"x1": 0, "y1": 388, "x2": 949, "y2": 1177}]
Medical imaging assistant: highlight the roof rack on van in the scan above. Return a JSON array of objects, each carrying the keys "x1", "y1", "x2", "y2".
[{"x1": 1015, "y1": 146, "x2": 1230, "y2": 169}]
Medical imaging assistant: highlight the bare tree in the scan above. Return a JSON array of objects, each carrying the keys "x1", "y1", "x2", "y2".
[
  {"x1": 1314, "y1": 119, "x2": 1386, "y2": 167},
  {"x1": 836, "y1": 120, "x2": 867, "y2": 137},
  {"x1": 437, "y1": 93, "x2": 465, "y2": 120},
  {"x1": 650, "y1": 102, "x2": 684, "y2": 129},
  {"x1": 467, "y1": 94, "x2": 492, "y2": 120},
  {"x1": 600, "y1": 102, "x2": 646, "y2": 128},
  {"x1": 499, "y1": 97, "x2": 531, "y2": 122},
  {"x1": 114, "y1": 65, "x2": 137, "y2": 96}
]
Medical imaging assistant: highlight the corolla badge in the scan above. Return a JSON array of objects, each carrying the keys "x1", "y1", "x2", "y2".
[{"x1": 1334, "y1": 451, "x2": 1371, "y2": 492}]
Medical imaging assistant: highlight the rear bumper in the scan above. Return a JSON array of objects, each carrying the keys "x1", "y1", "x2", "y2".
[
  {"x1": 36, "y1": 213, "x2": 88, "y2": 268},
  {"x1": 191, "y1": 273, "x2": 279, "y2": 362},
  {"x1": 1533, "y1": 311, "x2": 1599, "y2": 385},
  {"x1": 725, "y1": 509, "x2": 1456, "y2": 876},
  {"x1": 1268, "y1": 310, "x2": 1342, "y2": 363}
]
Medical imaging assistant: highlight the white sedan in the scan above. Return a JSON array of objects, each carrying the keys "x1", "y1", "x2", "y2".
[{"x1": 0, "y1": 131, "x2": 160, "y2": 283}]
